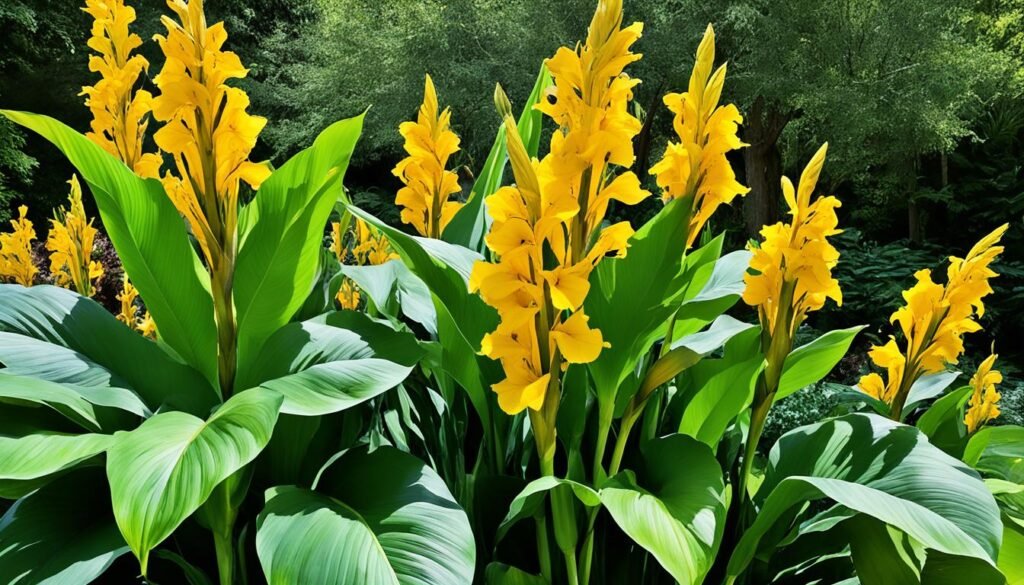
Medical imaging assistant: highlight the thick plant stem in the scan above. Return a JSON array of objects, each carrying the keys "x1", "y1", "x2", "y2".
[
  {"x1": 209, "y1": 480, "x2": 237, "y2": 585},
  {"x1": 211, "y1": 257, "x2": 236, "y2": 397},
  {"x1": 738, "y1": 396, "x2": 771, "y2": 505},
  {"x1": 535, "y1": 512, "x2": 553, "y2": 583}
]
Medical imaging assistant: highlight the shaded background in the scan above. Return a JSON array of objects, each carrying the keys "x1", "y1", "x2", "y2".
[{"x1": 1, "y1": 0, "x2": 1022, "y2": 418}]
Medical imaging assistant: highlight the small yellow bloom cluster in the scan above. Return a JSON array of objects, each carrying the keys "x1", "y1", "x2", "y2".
[
  {"x1": 650, "y1": 25, "x2": 748, "y2": 248},
  {"x1": 470, "y1": 0, "x2": 649, "y2": 415},
  {"x1": 330, "y1": 220, "x2": 398, "y2": 310},
  {"x1": 964, "y1": 353, "x2": 1001, "y2": 433},
  {"x1": 151, "y1": 0, "x2": 269, "y2": 267},
  {"x1": 116, "y1": 276, "x2": 156, "y2": 338},
  {"x1": 858, "y1": 225, "x2": 1008, "y2": 412},
  {"x1": 47, "y1": 176, "x2": 104, "y2": 297},
  {"x1": 743, "y1": 144, "x2": 842, "y2": 339},
  {"x1": 81, "y1": 0, "x2": 162, "y2": 178},
  {"x1": 394, "y1": 75, "x2": 463, "y2": 239},
  {"x1": 0, "y1": 206, "x2": 38, "y2": 287}
]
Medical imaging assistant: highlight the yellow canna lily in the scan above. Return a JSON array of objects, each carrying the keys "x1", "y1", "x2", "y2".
[
  {"x1": 0, "y1": 205, "x2": 39, "y2": 287},
  {"x1": 964, "y1": 353, "x2": 1002, "y2": 433},
  {"x1": 81, "y1": 0, "x2": 162, "y2": 178},
  {"x1": 857, "y1": 224, "x2": 1008, "y2": 418},
  {"x1": 47, "y1": 176, "x2": 104, "y2": 297},
  {"x1": 650, "y1": 24, "x2": 749, "y2": 247},
  {"x1": 393, "y1": 75, "x2": 463, "y2": 239},
  {"x1": 151, "y1": 0, "x2": 269, "y2": 270}
]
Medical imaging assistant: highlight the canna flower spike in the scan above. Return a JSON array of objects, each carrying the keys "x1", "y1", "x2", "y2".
[
  {"x1": 743, "y1": 143, "x2": 842, "y2": 342},
  {"x1": 152, "y1": 0, "x2": 270, "y2": 270},
  {"x1": 964, "y1": 353, "x2": 1001, "y2": 433},
  {"x1": 858, "y1": 224, "x2": 1009, "y2": 418},
  {"x1": 47, "y1": 175, "x2": 105, "y2": 297},
  {"x1": 0, "y1": 206, "x2": 39, "y2": 287},
  {"x1": 650, "y1": 24, "x2": 749, "y2": 247},
  {"x1": 116, "y1": 275, "x2": 157, "y2": 338},
  {"x1": 394, "y1": 75, "x2": 463, "y2": 239},
  {"x1": 472, "y1": 0, "x2": 648, "y2": 418},
  {"x1": 81, "y1": 0, "x2": 162, "y2": 178}
]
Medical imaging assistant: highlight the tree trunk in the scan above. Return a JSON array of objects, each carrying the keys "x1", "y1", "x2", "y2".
[{"x1": 742, "y1": 97, "x2": 790, "y2": 237}]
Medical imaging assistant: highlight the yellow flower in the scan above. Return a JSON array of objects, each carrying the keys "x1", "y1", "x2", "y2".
[
  {"x1": 650, "y1": 24, "x2": 748, "y2": 247},
  {"x1": 472, "y1": 0, "x2": 646, "y2": 416},
  {"x1": 743, "y1": 144, "x2": 842, "y2": 339},
  {"x1": 137, "y1": 311, "x2": 157, "y2": 339},
  {"x1": 857, "y1": 224, "x2": 1008, "y2": 416},
  {"x1": 47, "y1": 176, "x2": 104, "y2": 297},
  {"x1": 0, "y1": 205, "x2": 38, "y2": 287},
  {"x1": 393, "y1": 75, "x2": 463, "y2": 239},
  {"x1": 330, "y1": 219, "x2": 398, "y2": 309},
  {"x1": 151, "y1": 0, "x2": 269, "y2": 268},
  {"x1": 116, "y1": 275, "x2": 140, "y2": 326},
  {"x1": 964, "y1": 353, "x2": 1001, "y2": 433},
  {"x1": 81, "y1": 0, "x2": 162, "y2": 178}
]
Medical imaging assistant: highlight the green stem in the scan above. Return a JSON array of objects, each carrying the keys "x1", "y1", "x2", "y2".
[
  {"x1": 535, "y1": 512, "x2": 553, "y2": 583},
  {"x1": 209, "y1": 480, "x2": 237, "y2": 585},
  {"x1": 738, "y1": 396, "x2": 771, "y2": 506},
  {"x1": 213, "y1": 527, "x2": 234, "y2": 585}
]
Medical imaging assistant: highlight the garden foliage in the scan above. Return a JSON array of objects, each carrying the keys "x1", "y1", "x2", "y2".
[{"x1": 0, "y1": 1, "x2": 1020, "y2": 584}]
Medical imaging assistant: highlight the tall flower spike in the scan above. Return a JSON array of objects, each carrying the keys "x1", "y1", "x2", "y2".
[
  {"x1": 152, "y1": 0, "x2": 270, "y2": 269},
  {"x1": 116, "y1": 275, "x2": 140, "y2": 327},
  {"x1": 857, "y1": 224, "x2": 1008, "y2": 418},
  {"x1": 394, "y1": 75, "x2": 463, "y2": 239},
  {"x1": 743, "y1": 143, "x2": 842, "y2": 340},
  {"x1": 964, "y1": 353, "x2": 1001, "y2": 433},
  {"x1": 471, "y1": 0, "x2": 648, "y2": 419},
  {"x1": 650, "y1": 24, "x2": 749, "y2": 247},
  {"x1": 0, "y1": 206, "x2": 38, "y2": 287},
  {"x1": 81, "y1": 0, "x2": 162, "y2": 178},
  {"x1": 47, "y1": 176, "x2": 104, "y2": 297}
]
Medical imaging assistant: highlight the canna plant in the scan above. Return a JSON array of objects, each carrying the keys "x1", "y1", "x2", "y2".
[
  {"x1": 343, "y1": 2, "x2": 1012, "y2": 585},
  {"x1": 0, "y1": 0, "x2": 1017, "y2": 584},
  {"x1": 0, "y1": 0, "x2": 475, "y2": 584}
]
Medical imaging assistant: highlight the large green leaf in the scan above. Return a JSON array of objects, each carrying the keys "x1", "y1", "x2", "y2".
[
  {"x1": 1, "y1": 110, "x2": 218, "y2": 387},
  {"x1": 903, "y1": 371, "x2": 962, "y2": 415},
  {"x1": 442, "y1": 65, "x2": 550, "y2": 253},
  {"x1": 916, "y1": 386, "x2": 971, "y2": 457},
  {"x1": 674, "y1": 327, "x2": 763, "y2": 447},
  {"x1": 775, "y1": 326, "x2": 864, "y2": 402},
  {"x1": 495, "y1": 476, "x2": 599, "y2": 543},
  {"x1": 348, "y1": 206, "x2": 500, "y2": 431},
  {"x1": 671, "y1": 249, "x2": 751, "y2": 339},
  {"x1": 257, "y1": 446, "x2": 474, "y2": 585},
  {"x1": 0, "y1": 285, "x2": 216, "y2": 415},
  {"x1": 239, "y1": 311, "x2": 422, "y2": 416},
  {"x1": 585, "y1": 198, "x2": 692, "y2": 407},
  {"x1": 106, "y1": 388, "x2": 282, "y2": 574},
  {"x1": 342, "y1": 260, "x2": 437, "y2": 335},
  {"x1": 963, "y1": 425, "x2": 1024, "y2": 484},
  {"x1": 1000, "y1": 513, "x2": 1024, "y2": 584},
  {"x1": 600, "y1": 434, "x2": 727, "y2": 585},
  {"x1": 0, "y1": 431, "x2": 113, "y2": 499},
  {"x1": 727, "y1": 413, "x2": 1003, "y2": 581},
  {"x1": 0, "y1": 467, "x2": 129, "y2": 585},
  {"x1": 234, "y1": 114, "x2": 365, "y2": 385},
  {"x1": 0, "y1": 371, "x2": 146, "y2": 431}
]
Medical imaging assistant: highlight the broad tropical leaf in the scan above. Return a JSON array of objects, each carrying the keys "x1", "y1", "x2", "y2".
[
  {"x1": 257, "y1": 446, "x2": 474, "y2": 585},
  {"x1": 601, "y1": 434, "x2": 727, "y2": 585},
  {"x1": 775, "y1": 326, "x2": 864, "y2": 402},
  {"x1": 342, "y1": 260, "x2": 437, "y2": 335},
  {"x1": 0, "y1": 431, "x2": 113, "y2": 499},
  {"x1": 0, "y1": 468, "x2": 129, "y2": 585},
  {"x1": 107, "y1": 388, "x2": 282, "y2": 574},
  {"x1": 495, "y1": 476, "x2": 599, "y2": 543},
  {"x1": 0, "y1": 110, "x2": 218, "y2": 387},
  {"x1": 0, "y1": 285, "x2": 216, "y2": 415},
  {"x1": 240, "y1": 311, "x2": 422, "y2": 416},
  {"x1": 234, "y1": 114, "x2": 365, "y2": 385},
  {"x1": 727, "y1": 414, "x2": 1003, "y2": 581}
]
